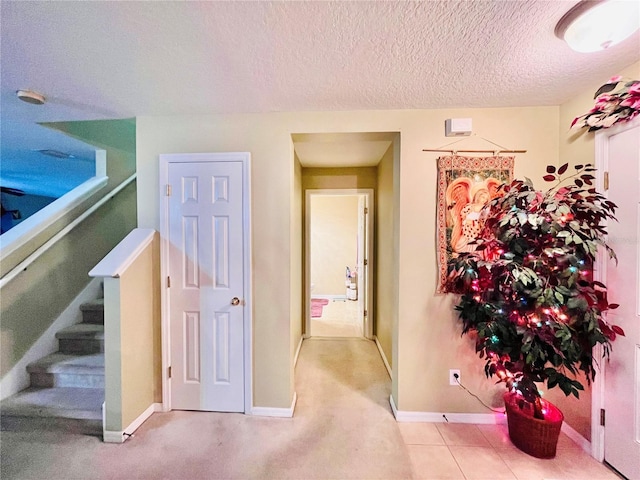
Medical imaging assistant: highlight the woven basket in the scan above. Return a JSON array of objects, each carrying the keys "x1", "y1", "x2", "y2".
[{"x1": 503, "y1": 392, "x2": 564, "y2": 458}]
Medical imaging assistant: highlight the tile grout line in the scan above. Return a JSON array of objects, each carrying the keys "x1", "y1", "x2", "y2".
[
  {"x1": 446, "y1": 444, "x2": 469, "y2": 480},
  {"x1": 477, "y1": 425, "x2": 520, "y2": 480}
]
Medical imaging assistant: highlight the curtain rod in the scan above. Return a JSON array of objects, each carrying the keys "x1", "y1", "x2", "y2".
[{"x1": 422, "y1": 149, "x2": 527, "y2": 154}]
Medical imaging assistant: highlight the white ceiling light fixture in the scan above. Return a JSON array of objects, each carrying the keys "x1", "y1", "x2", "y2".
[
  {"x1": 16, "y1": 89, "x2": 46, "y2": 105},
  {"x1": 555, "y1": 0, "x2": 640, "y2": 53}
]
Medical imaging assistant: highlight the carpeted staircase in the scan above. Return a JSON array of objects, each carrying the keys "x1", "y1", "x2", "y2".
[{"x1": 0, "y1": 298, "x2": 105, "y2": 436}]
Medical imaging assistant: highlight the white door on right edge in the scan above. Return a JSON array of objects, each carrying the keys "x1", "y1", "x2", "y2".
[{"x1": 604, "y1": 122, "x2": 640, "y2": 480}]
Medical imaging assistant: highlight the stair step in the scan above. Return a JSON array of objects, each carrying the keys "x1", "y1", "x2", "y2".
[
  {"x1": 56, "y1": 324, "x2": 104, "y2": 354},
  {"x1": 0, "y1": 387, "x2": 102, "y2": 436},
  {"x1": 27, "y1": 353, "x2": 104, "y2": 389},
  {"x1": 80, "y1": 299, "x2": 104, "y2": 325}
]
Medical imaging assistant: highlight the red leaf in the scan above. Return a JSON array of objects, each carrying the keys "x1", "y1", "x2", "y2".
[
  {"x1": 612, "y1": 325, "x2": 625, "y2": 336},
  {"x1": 574, "y1": 179, "x2": 584, "y2": 187},
  {"x1": 543, "y1": 175, "x2": 556, "y2": 182},
  {"x1": 558, "y1": 163, "x2": 569, "y2": 175},
  {"x1": 575, "y1": 164, "x2": 584, "y2": 170},
  {"x1": 608, "y1": 303, "x2": 619, "y2": 309},
  {"x1": 546, "y1": 165, "x2": 556, "y2": 173}
]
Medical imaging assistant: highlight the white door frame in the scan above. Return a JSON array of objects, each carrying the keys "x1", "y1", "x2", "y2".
[
  {"x1": 304, "y1": 188, "x2": 374, "y2": 339},
  {"x1": 158, "y1": 152, "x2": 252, "y2": 414},
  {"x1": 591, "y1": 117, "x2": 639, "y2": 461}
]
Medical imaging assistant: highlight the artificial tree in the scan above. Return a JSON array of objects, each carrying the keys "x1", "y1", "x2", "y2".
[{"x1": 446, "y1": 163, "x2": 624, "y2": 420}]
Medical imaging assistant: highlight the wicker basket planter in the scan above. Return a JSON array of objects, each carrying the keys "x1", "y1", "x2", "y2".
[{"x1": 503, "y1": 392, "x2": 564, "y2": 458}]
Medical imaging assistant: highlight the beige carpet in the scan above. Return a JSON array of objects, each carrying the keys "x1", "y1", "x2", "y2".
[
  {"x1": 1, "y1": 338, "x2": 410, "y2": 480},
  {"x1": 310, "y1": 300, "x2": 362, "y2": 337}
]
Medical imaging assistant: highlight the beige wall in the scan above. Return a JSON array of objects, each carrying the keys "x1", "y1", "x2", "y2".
[
  {"x1": 137, "y1": 115, "x2": 294, "y2": 408},
  {"x1": 136, "y1": 107, "x2": 559, "y2": 412},
  {"x1": 310, "y1": 195, "x2": 359, "y2": 296},
  {"x1": 375, "y1": 143, "x2": 396, "y2": 369},
  {"x1": 290, "y1": 154, "x2": 302, "y2": 385},
  {"x1": 104, "y1": 233, "x2": 161, "y2": 432},
  {"x1": 548, "y1": 61, "x2": 640, "y2": 441},
  {"x1": 301, "y1": 167, "x2": 378, "y2": 190}
]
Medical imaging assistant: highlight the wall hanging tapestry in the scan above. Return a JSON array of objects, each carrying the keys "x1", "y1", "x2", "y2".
[{"x1": 437, "y1": 155, "x2": 514, "y2": 293}]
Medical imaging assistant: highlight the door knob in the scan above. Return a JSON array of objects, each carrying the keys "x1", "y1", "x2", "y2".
[{"x1": 231, "y1": 297, "x2": 241, "y2": 306}]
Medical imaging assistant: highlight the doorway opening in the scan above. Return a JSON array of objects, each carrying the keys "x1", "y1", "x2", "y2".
[{"x1": 305, "y1": 189, "x2": 373, "y2": 338}]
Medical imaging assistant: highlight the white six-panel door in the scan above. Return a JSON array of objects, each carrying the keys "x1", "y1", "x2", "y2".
[
  {"x1": 166, "y1": 159, "x2": 246, "y2": 412},
  {"x1": 601, "y1": 122, "x2": 640, "y2": 479}
]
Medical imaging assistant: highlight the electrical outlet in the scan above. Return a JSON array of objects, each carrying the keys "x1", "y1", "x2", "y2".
[{"x1": 449, "y1": 369, "x2": 461, "y2": 386}]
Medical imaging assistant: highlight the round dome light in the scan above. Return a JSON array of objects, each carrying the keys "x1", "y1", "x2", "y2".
[
  {"x1": 16, "y1": 89, "x2": 46, "y2": 105},
  {"x1": 555, "y1": 0, "x2": 640, "y2": 53}
]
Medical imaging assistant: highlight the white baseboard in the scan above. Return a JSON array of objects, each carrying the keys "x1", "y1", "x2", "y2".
[
  {"x1": 373, "y1": 336, "x2": 392, "y2": 379},
  {"x1": 0, "y1": 278, "x2": 103, "y2": 401},
  {"x1": 561, "y1": 422, "x2": 591, "y2": 454},
  {"x1": 252, "y1": 392, "x2": 297, "y2": 418},
  {"x1": 103, "y1": 430, "x2": 127, "y2": 444},
  {"x1": 293, "y1": 336, "x2": 304, "y2": 368},
  {"x1": 390, "y1": 395, "x2": 507, "y2": 424},
  {"x1": 311, "y1": 295, "x2": 347, "y2": 301},
  {"x1": 103, "y1": 403, "x2": 161, "y2": 443}
]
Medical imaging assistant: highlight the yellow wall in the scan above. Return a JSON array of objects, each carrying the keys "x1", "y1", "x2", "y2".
[
  {"x1": 120, "y1": 234, "x2": 161, "y2": 426},
  {"x1": 395, "y1": 108, "x2": 559, "y2": 413},
  {"x1": 301, "y1": 167, "x2": 378, "y2": 190},
  {"x1": 376, "y1": 143, "x2": 396, "y2": 369},
  {"x1": 547, "y1": 61, "x2": 640, "y2": 441},
  {"x1": 104, "y1": 233, "x2": 161, "y2": 432},
  {"x1": 137, "y1": 107, "x2": 558, "y2": 411},
  {"x1": 310, "y1": 195, "x2": 359, "y2": 295},
  {"x1": 290, "y1": 154, "x2": 302, "y2": 386}
]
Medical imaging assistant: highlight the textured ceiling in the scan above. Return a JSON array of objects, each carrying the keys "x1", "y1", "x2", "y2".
[{"x1": 1, "y1": 1, "x2": 639, "y2": 194}]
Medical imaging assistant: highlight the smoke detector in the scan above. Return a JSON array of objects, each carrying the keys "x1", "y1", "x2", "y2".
[
  {"x1": 16, "y1": 89, "x2": 46, "y2": 105},
  {"x1": 445, "y1": 118, "x2": 473, "y2": 137}
]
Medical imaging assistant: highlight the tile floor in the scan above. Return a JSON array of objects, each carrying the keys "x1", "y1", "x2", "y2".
[{"x1": 399, "y1": 421, "x2": 623, "y2": 480}]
